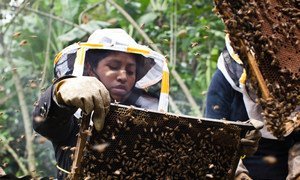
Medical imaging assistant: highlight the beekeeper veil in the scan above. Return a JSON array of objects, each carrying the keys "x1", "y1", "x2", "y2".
[{"x1": 53, "y1": 28, "x2": 169, "y2": 112}]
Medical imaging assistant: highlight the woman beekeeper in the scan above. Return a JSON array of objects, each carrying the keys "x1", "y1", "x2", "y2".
[{"x1": 32, "y1": 28, "x2": 169, "y2": 179}]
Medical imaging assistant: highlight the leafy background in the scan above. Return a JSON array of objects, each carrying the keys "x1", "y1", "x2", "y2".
[{"x1": 0, "y1": 0, "x2": 225, "y2": 177}]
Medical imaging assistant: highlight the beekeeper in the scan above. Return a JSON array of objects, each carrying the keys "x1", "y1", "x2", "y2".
[
  {"x1": 205, "y1": 34, "x2": 300, "y2": 180},
  {"x1": 32, "y1": 28, "x2": 169, "y2": 179}
]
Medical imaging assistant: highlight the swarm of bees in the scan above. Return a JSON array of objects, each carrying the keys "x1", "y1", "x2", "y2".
[
  {"x1": 70, "y1": 104, "x2": 252, "y2": 179},
  {"x1": 213, "y1": 0, "x2": 300, "y2": 138}
]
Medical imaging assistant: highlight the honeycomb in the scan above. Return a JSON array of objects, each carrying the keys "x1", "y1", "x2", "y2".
[
  {"x1": 71, "y1": 104, "x2": 254, "y2": 179},
  {"x1": 213, "y1": 0, "x2": 300, "y2": 138}
]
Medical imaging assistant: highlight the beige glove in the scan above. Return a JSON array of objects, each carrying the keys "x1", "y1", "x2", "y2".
[
  {"x1": 55, "y1": 76, "x2": 111, "y2": 131},
  {"x1": 240, "y1": 129, "x2": 261, "y2": 157},
  {"x1": 240, "y1": 119, "x2": 263, "y2": 157},
  {"x1": 283, "y1": 111, "x2": 300, "y2": 137},
  {"x1": 287, "y1": 142, "x2": 300, "y2": 180}
]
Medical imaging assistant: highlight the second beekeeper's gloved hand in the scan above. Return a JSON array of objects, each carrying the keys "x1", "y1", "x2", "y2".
[
  {"x1": 241, "y1": 130, "x2": 261, "y2": 156},
  {"x1": 240, "y1": 119, "x2": 263, "y2": 157},
  {"x1": 54, "y1": 76, "x2": 111, "y2": 131}
]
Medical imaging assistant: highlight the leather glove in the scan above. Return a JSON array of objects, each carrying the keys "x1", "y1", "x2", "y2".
[
  {"x1": 240, "y1": 119, "x2": 263, "y2": 157},
  {"x1": 287, "y1": 142, "x2": 300, "y2": 180},
  {"x1": 54, "y1": 76, "x2": 111, "y2": 131},
  {"x1": 240, "y1": 129, "x2": 261, "y2": 156},
  {"x1": 235, "y1": 172, "x2": 252, "y2": 180},
  {"x1": 283, "y1": 110, "x2": 300, "y2": 137}
]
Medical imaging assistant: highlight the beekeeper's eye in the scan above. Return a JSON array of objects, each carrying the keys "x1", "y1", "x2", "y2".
[
  {"x1": 126, "y1": 67, "x2": 135, "y2": 76},
  {"x1": 107, "y1": 61, "x2": 136, "y2": 76},
  {"x1": 108, "y1": 62, "x2": 120, "y2": 71}
]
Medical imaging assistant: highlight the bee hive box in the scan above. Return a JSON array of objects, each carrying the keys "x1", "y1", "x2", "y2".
[{"x1": 76, "y1": 104, "x2": 254, "y2": 179}]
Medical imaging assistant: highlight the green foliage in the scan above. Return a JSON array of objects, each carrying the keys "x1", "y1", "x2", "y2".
[
  {"x1": 58, "y1": 20, "x2": 111, "y2": 42},
  {"x1": 0, "y1": 0, "x2": 225, "y2": 177}
]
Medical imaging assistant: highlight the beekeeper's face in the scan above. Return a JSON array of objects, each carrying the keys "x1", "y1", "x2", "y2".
[{"x1": 95, "y1": 51, "x2": 137, "y2": 102}]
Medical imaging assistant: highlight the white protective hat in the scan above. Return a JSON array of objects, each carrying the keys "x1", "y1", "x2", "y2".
[{"x1": 53, "y1": 28, "x2": 169, "y2": 111}]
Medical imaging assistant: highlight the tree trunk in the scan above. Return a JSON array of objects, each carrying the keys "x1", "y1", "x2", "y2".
[
  {"x1": 11, "y1": 66, "x2": 37, "y2": 177},
  {"x1": 1, "y1": 31, "x2": 37, "y2": 177},
  {"x1": 1, "y1": 138, "x2": 29, "y2": 175}
]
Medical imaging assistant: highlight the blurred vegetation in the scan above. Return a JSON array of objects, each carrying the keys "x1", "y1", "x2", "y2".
[{"x1": 0, "y1": 0, "x2": 225, "y2": 177}]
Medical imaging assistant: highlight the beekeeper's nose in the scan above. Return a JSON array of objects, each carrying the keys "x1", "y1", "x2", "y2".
[{"x1": 117, "y1": 70, "x2": 127, "y2": 82}]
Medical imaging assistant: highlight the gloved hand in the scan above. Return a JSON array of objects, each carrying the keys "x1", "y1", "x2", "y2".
[
  {"x1": 54, "y1": 76, "x2": 111, "y2": 131},
  {"x1": 287, "y1": 142, "x2": 300, "y2": 180},
  {"x1": 240, "y1": 129, "x2": 261, "y2": 156},
  {"x1": 283, "y1": 111, "x2": 300, "y2": 137},
  {"x1": 235, "y1": 172, "x2": 252, "y2": 180}
]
